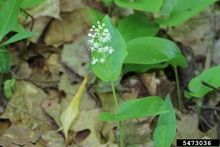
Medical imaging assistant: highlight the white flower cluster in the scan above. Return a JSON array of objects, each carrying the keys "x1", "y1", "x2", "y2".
[{"x1": 88, "y1": 21, "x2": 114, "y2": 65}]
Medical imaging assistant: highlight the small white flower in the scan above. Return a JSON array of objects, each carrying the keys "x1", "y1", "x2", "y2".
[
  {"x1": 100, "y1": 58, "x2": 105, "y2": 64},
  {"x1": 98, "y1": 48, "x2": 102, "y2": 53},
  {"x1": 93, "y1": 42, "x2": 99, "y2": 48},
  {"x1": 90, "y1": 47, "x2": 95, "y2": 52},
  {"x1": 88, "y1": 39, "x2": 94, "y2": 44},
  {"x1": 103, "y1": 46, "x2": 109, "y2": 53},
  {"x1": 104, "y1": 29, "x2": 108, "y2": 33},
  {"x1": 108, "y1": 48, "x2": 114, "y2": 54},
  {"x1": 88, "y1": 21, "x2": 114, "y2": 65},
  {"x1": 92, "y1": 57, "x2": 98, "y2": 65}
]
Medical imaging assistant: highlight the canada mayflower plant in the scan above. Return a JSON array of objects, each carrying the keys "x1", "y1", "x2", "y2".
[
  {"x1": 88, "y1": 21, "x2": 114, "y2": 65},
  {"x1": 87, "y1": 15, "x2": 129, "y2": 147}
]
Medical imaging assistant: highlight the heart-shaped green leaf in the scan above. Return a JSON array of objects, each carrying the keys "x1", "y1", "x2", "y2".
[
  {"x1": 0, "y1": 0, "x2": 21, "y2": 41},
  {"x1": 118, "y1": 14, "x2": 159, "y2": 42},
  {"x1": 0, "y1": 47, "x2": 11, "y2": 73},
  {"x1": 100, "y1": 96, "x2": 169, "y2": 121},
  {"x1": 153, "y1": 94, "x2": 176, "y2": 147},
  {"x1": 156, "y1": 0, "x2": 217, "y2": 26},
  {"x1": 91, "y1": 15, "x2": 128, "y2": 82},
  {"x1": 184, "y1": 66, "x2": 220, "y2": 98},
  {"x1": 124, "y1": 37, "x2": 186, "y2": 68},
  {"x1": 123, "y1": 63, "x2": 168, "y2": 74},
  {"x1": 160, "y1": 0, "x2": 178, "y2": 17},
  {"x1": 114, "y1": 0, "x2": 163, "y2": 13}
]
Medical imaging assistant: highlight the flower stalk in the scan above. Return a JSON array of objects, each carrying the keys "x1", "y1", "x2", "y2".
[{"x1": 88, "y1": 21, "x2": 124, "y2": 147}]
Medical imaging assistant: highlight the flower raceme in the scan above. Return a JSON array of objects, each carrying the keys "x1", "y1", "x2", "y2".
[{"x1": 88, "y1": 21, "x2": 114, "y2": 65}]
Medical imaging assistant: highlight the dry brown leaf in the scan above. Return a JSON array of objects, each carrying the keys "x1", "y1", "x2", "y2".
[
  {"x1": 70, "y1": 109, "x2": 103, "y2": 146},
  {"x1": 29, "y1": 17, "x2": 52, "y2": 43},
  {"x1": 60, "y1": 0, "x2": 85, "y2": 12},
  {"x1": 14, "y1": 61, "x2": 32, "y2": 79},
  {"x1": 0, "y1": 124, "x2": 41, "y2": 146},
  {"x1": 41, "y1": 97, "x2": 62, "y2": 127},
  {"x1": 141, "y1": 72, "x2": 157, "y2": 96},
  {"x1": 58, "y1": 74, "x2": 79, "y2": 95},
  {"x1": 0, "y1": 81, "x2": 49, "y2": 129},
  {"x1": 61, "y1": 36, "x2": 90, "y2": 77},
  {"x1": 44, "y1": 9, "x2": 88, "y2": 47},
  {"x1": 41, "y1": 130, "x2": 66, "y2": 147},
  {"x1": 156, "y1": 75, "x2": 175, "y2": 100},
  {"x1": 19, "y1": 0, "x2": 61, "y2": 25},
  {"x1": 27, "y1": 53, "x2": 62, "y2": 88}
]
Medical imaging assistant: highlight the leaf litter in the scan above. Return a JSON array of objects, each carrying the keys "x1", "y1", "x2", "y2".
[{"x1": 0, "y1": 0, "x2": 220, "y2": 147}]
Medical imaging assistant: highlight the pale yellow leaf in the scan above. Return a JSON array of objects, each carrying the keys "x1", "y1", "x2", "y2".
[{"x1": 60, "y1": 75, "x2": 88, "y2": 140}]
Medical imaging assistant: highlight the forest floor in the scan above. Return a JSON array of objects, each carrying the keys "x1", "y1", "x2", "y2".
[{"x1": 0, "y1": 0, "x2": 220, "y2": 147}]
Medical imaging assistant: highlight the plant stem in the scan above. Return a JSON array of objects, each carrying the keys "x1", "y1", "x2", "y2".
[
  {"x1": 110, "y1": 80, "x2": 124, "y2": 147},
  {"x1": 195, "y1": 98, "x2": 204, "y2": 131},
  {"x1": 173, "y1": 66, "x2": 181, "y2": 111},
  {"x1": 0, "y1": 73, "x2": 3, "y2": 93}
]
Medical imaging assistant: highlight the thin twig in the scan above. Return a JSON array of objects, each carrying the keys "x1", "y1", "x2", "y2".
[
  {"x1": 200, "y1": 105, "x2": 220, "y2": 111},
  {"x1": 21, "y1": 9, "x2": 35, "y2": 32},
  {"x1": 201, "y1": 80, "x2": 220, "y2": 93},
  {"x1": 3, "y1": 99, "x2": 53, "y2": 127}
]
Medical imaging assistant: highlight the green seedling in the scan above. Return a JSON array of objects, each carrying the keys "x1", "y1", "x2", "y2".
[
  {"x1": 184, "y1": 66, "x2": 220, "y2": 131},
  {"x1": 4, "y1": 77, "x2": 16, "y2": 100}
]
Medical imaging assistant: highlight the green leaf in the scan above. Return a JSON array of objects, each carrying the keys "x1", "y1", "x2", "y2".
[
  {"x1": 21, "y1": 0, "x2": 45, "y2": 9},
  {"x1": 0, "y1": 31, "x2": 39, "y2": 47},
  {"x1": 153, "y1": 94, "x2": 176, "y2": 147},
  {"x1": 4, "y1": 77, "x2": 16, "y2": 100},
  {"x1": 184, "y1": 66, "x2": 220, "y2": 98},
  {"x1": 0, "y1": 0, "x2": 5, "y2": 7},
  {"x1": 0, "y1": 47, "x2": 11, "y2": 73},
  {"x1": 160, "y1": 0, "x2": 178, "y2": 17},
  {"x1": 114, "y1": 0, "x2": 164, "y2": 13},
  {"x1": 124, "y1": 37, "x2": 187, "y2": 68},
  {"x1": 118, "y1": 14, "x2": 159, "y2": 42},
  {"x1": 156, "y1": 0, "x2": 217, "y2": 26},
  {"x1": 123, "y1": 63, "x2": 168, "y2": 74},
  {"x1": 100, "y1": 96, "x2": 169, "y2": 121},
  {"x1": 0, "y1": 0, "x2": 21, "y2": 41},
  {"x1": 91, "y1": 15, "x2": 128, "y2": 82},
  {"x1": 11, "y1": 23, "x2": 25, "y2": 33},
  {"x1": 84, "y1": 7, "x2": 105, "y2": 26},
  {"x1": 102, "y1": 0, "x2": 113, "y2": 6}
]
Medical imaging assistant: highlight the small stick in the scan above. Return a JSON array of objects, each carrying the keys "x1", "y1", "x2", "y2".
[{"x1": 201, "y1": 80, "x2": 220, "y2": 93}]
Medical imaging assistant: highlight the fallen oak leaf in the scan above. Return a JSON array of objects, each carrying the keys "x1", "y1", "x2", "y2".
[{"x1": 60, "y1": 75, "x2": 88, "y2": 144}]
